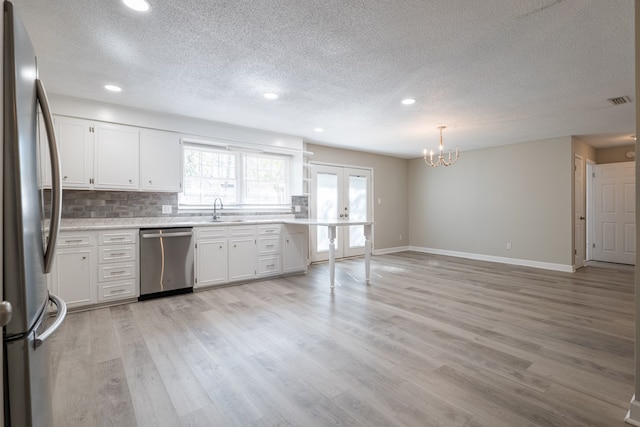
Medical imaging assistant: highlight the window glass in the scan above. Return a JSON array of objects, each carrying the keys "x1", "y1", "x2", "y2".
[{"x1": 180, "y1": 143, "x2": 290, "y2": 208}]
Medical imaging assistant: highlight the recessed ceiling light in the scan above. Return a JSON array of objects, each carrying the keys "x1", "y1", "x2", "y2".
[
  {"x1": 401, "y1": 98, "x2": 416, "y2": 105},
  {"x1": 263, "y1": 92, "x2": 279, "y2": 100},
  {"x1": 104, "y1": 84, "x2": 122, "y2": 92},
  {"x1": 314, "y1": 128, "x2": 324, "y2": 132},
  {"x1": 123, "y1": 0, "x2": 150, "y2": 12}
]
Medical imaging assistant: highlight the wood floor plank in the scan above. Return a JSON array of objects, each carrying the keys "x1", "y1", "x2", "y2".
[{"x1": 50, "y1": 252, "x2": 635, "y2": 426}]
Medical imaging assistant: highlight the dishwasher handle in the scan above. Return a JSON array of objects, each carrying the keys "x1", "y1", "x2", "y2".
[{"x1": 141, "y1": 231, "x2": 193, "y2": 239}]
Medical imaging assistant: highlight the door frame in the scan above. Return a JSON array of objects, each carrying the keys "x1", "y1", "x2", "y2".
[
  {"x1": 586, "y1": 160, "x2": 596, "y2": 261},
  {"x1": 309, "y1": 162, "x2": 374, "y2": 262},
  {"x1": 574, "y1": 154, "x2": 585, "y2": 269}
]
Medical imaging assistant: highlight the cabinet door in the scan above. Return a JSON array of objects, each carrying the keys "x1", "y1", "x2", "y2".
[
  {"x1": 284, "y1": 231, "x2": 307, "y2": 273},
  {"x1": 196, "y1": 239, "x2": 228, "y2": 287},
  {"x1": 93, "y1": 123, "x2": 140, "y2": 190},
  {"x1": 140, "y1": 129, "x2": 183, "y2": 192},
  {"x1": 55, "y1": 116, "x2": 93, "y2": 189},
  {"x1": 228, "y1": 237, "x2": 256, "y2": 282},
  {"x1": 51, "y1": 246, "x2": 97, "y2": 308}
]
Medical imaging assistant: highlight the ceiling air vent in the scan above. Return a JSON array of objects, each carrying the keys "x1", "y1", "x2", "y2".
[{"x1": 607, "y1": 96, "x2": 632, "y2": 106}]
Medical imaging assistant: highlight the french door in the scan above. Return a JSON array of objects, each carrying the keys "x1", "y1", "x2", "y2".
[{"x1": 310, "y1": 164, "x2": 372, "y2": 262}]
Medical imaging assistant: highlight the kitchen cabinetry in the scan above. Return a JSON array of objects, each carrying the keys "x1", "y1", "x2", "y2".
[
  {"x1": 228, "y1": 225, "x2": 257, "y2": 282},
  {"x1": 50, "y1": 232, "x2": 97, "y2": 309},
  {"x1": 54, "y1": 116, "x2": 140, "y2": 190},
  {"x1": 194, "y1": 223, "x2": 308, "y2": 289},
  {"x1": 195, "y1": 227, "x2": 228, "y2": 287},
  {"x1": 55, "y1": 116, "x2": 93, "y2": 189},
  {"x1": 50, "y1": 229, "x2": 139, "y2": 309},
  {"x1": 93, "y1": 124, "x2": 139, "y2": 190},
  {"x1": 140, "y1": 129, "x2": 183, "y2": 192},
  {"x1": 257, "y1": 224, "x2": 281, "y2": 277},
  {"x1": 96, "y1": 229, "x2": 138, "y2": 302},
  {"x1": 283, "y1": 224, "x2": 308, "y2": 273}
]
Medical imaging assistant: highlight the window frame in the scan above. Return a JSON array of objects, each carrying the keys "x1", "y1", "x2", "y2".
[{"x1": 179, "y1": 140, "x2": 292, "y2": 211}]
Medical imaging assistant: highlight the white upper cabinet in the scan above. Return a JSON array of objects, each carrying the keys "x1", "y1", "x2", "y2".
[
  {"x1": 140, "y1": 129, "x2": 182, "y2": 192},
  {"x1": 93, "y1": 123, "x2": 139, "y2": 190},
  {"x1": 55, "y1": 116, "x2": 93, "y2": 189},
  {"x1": 55, "y1": 116, "x2": 140, "y2": 191}
]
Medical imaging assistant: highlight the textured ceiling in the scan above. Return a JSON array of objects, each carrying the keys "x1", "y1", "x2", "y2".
[{"x1": 13, "y1": 0, "x2": 636, "y2": 158}]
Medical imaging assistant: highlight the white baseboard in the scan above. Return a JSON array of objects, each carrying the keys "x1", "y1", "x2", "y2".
[
  {"x1": 625, "y1": 395, "x2": 640, "y2": 426},
  {"x1": 373, "y1": 246, "x2": 410, "y2": 255},
  {"x1": 408, "y1": 246, "x2": 574, "y2": 273}
]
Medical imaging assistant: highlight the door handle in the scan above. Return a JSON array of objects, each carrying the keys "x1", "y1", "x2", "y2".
[
  {"x1": 37, "y1": 79, "x2": 62, "y2": 274},
  {"x1": 579, "y1": 216, "x2": 585, "y2": 220},
  {"x1": 0, "y1": 301, "x2": 12, "y2": 327}
]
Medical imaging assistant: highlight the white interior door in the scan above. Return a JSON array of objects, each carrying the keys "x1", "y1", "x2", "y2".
[
  {"x1": 594, "y1": 162, "x2": 635, "y2": 264},
  {"x1": 310, "y1": 164, "x2": 372, "y2": 262},
  {"x1": 574, "y1": 155, "x2": 585, "y2": 269}
]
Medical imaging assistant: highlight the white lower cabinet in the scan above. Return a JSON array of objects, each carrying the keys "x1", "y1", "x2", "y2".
[
  {"x1": 97, "y1": 229, "x2": 138, "y2": 302},
  {"x1": 195, "y1": 227, "x2": 228, "y2": 288},
  {"x1": 229, "y1": 225, "x2": 257, "y2": 282},
  {"x1": 51, "y1": 229, "x2": 139, "y2": 309},
  {"x1": 283, "y1": 225, "x2": 308, "y2": 273},
  {"x1": 194, "y1": 223, "x2": 307, "y2": 288},
  {"x1": 50, "y1": 232, "x2": 97, "y2": 309}
]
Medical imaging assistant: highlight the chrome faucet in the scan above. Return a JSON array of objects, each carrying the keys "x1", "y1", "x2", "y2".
[{"x1": 213, "y1": 198, "x2": 223, "y2": 221}]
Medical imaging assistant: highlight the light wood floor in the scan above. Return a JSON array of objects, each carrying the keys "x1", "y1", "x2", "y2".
[{"x1": 49, "y1": 252, "x2": 635, "y2": 427}]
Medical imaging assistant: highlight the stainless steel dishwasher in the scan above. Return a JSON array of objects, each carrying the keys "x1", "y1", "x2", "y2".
[{"x1": 139, "y1": 227, "x2": 194, "y2": 300}]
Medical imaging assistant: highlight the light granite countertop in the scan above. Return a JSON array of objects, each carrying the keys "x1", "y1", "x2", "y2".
[
  {"x1": 58, "y1": 216, "x2": 372, "y2": 231},
  {"x1": 59, "y1": 215, "x2": 298, "y2": 231}
]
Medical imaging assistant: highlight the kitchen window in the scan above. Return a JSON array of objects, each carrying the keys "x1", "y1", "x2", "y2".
[{"x1": 180, "y1": 141, "x2": 290, "y2": 209}]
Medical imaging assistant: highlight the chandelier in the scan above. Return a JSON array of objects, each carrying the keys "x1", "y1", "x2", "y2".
[{"x1": 423, "y1": 126, "x2": 459, "y2": 167}]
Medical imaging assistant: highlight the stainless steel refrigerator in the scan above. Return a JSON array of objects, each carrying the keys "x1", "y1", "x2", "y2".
[{"x1": 2, "y1": 1, "x2": 65, "y2": 426}]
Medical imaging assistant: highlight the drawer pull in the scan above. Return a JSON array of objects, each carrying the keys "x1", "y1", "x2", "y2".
[
  {"x1": 109, "y1": 289, "x2": 127, "y2": 294},
  {"x1": 110, "y1": 271, "x2": 126, "y2": 276},
  {"x1": 109, "y1": 252, "x2": 126, "y2": 256},
  {"x1": 64, "y1": 239, "x2": 83, "y2": 243},
  {"x1": 266, "y1": 264, "x2": 275, "y2": 268},
  {"x1": 266, "y1": 244, "x2": 275, "y2": 248},
  {"x1": 109, "y1": 237, "x2": 126, "y2": 241}
]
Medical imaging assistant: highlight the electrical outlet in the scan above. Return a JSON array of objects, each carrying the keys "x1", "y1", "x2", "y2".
[
  {"x1": 162, "y1": 205, "x2": 172, "y2": 214},
  {"x1": 294, "y1": 205, "x2": 301, "y2": 212},
  {"x1": 399, "y1": 234, "x2": 403, "y2": 240},
  {"x1": 506, "y1": 242, "x2": 512, "y2": 250}
]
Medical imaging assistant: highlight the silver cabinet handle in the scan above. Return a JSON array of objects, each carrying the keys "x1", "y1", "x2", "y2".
[
  {"x1": 0, "y1": 301, "x2": 12, "y2": 327},
  {"x1": 37, "y1": 79, "x2": 62, "y2": 274},
  {"x1": 142, "y1": 231, "x2": 193, "y2": 238},
  {"x1": 34, "y1": 293, "x2": 67, "y2": 349}
]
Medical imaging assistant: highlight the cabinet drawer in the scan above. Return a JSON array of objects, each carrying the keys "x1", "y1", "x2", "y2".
[
  {"x1": 98, "y1": 280, "x2": 135, "y2": 301},
  {"x1": 197, "y1": 227, "x2": 228, "y2": 240},
  {"x1": 229, "y1": 225, "x2": 256, "y2": 237},
  {"x1": 99, "y1": 245, "x2": 136, "y2": 263},
  {"x1": 257, "y1": 224, "x2": 281, "y2": 235},
  {"x1": 257, "y1": 256, "x2": 281, "y2": 276},
  {"x1": 99, "y1": 230, "x2": 136, "y2": 245},
  {"x1": 98, "y1": 262, "x2": 136, "y2": 282},
  {"x1": 258, "y1": 236, "x2": 280, "y2": 254},
  {"x1": 58, "y1": 233, "x2": 93, "y2": 247}
]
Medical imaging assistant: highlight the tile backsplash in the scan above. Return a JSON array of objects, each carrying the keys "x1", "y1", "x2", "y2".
[{"x1": 44, "y1": 190, "x2": 310, "y2": 219}]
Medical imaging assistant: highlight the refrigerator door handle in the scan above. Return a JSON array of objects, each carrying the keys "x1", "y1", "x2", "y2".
[
  {"x1": 34, "y1": 293, "x2": 67, "y2": 349},
  {"x1": 36, "y1": 78, "x2": 62, "y2": 274}
]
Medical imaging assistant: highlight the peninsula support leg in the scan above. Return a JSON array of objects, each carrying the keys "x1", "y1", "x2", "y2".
[
  {"x1": 364, "y1": 224, "x2": 371, "y2": 284},
  {"x1": 328, "y1": 225, "x2": 337, "y2": 291}
]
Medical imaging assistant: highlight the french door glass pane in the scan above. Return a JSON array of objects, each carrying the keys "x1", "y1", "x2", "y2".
[
  {"x1": 349, "y1": 175, "x2": 367, "y2": 248},
  {"x1": 316, "y1": 172, "x2": 338, "y2": 252}
]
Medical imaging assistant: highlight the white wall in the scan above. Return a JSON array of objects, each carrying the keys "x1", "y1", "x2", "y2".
[{"x1": 408, "y1": 136, "x2": 573, "y2": 270}]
